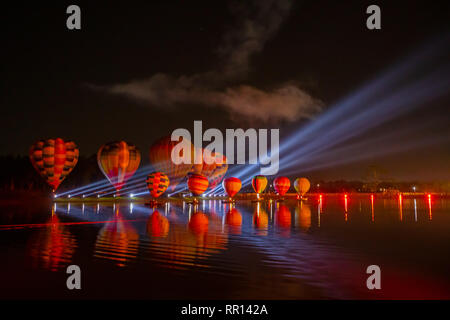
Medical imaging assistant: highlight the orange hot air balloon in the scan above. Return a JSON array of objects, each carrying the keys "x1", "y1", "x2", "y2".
[
  {"x1": 97, "y1": 141, "x2": 141, "y2": 192},
  {"x1": 273, "y1": 176, "x2": 290, "y2": 196},
  {"x1": 207, "y1": 153, "x2": 228, "y2": 190},
  {"x1": 149, "y1": 136, "x2": 194, "y2": 191},
  {"x1": 222, "y1": 177, "x2": 242, "y2": 198},
  {"x1": 29, "y1": 138, "x2": 79, "y2": 191},
  {"x1": 276, "y1": 205, "x2": 292, "y2": 228},
  {"x1": 146, "y1": 210, "x2": 169, "y2": 237},
  {"x1": 187, "y1": 173, "x2": 209, "y2": 196},
  {"x1": 191, "y1": 149, "x2": 228, "y2": 190},
  {"x1": 252, "y1": 175, "x2": 268, "y2": 194},
  {"x1": 146, "y1": 172, "x2": 170, "y2": 198},
  {"x1": 294, "y1": 177, "x2": 310, "y2": 197}
]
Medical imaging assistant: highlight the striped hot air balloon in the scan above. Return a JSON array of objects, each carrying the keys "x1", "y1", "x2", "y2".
[
  {"x1": 191, "y1": 149, "x2": 228, "y2": 190},
  {"x1": 222, "y1": 177, "x2": 242, "y2": 198},
  {"x1": 97, "y1": 141, "x2": 141, "y2": 192},
  {"x1": 146, "y1": 172, "x2": 170, "y2": 198},
  {"x1": 29, "y1": 138, "x2": 79, "y2": 192},
  {"x1": 187, "y1": 173, "x2": 209, "y2": 196},
  {"x1": 294, "y1": 177, "x2": 311, "y2": 197},
  {"x1": 273, "y1": 176, "x2": 290, "y2": 196},
  {"x1": 149, "y1": 136, "x2": 194, "y2": 192},
  {"x1": 252, "y1": 175, "x2": 268, "y2": 194}
]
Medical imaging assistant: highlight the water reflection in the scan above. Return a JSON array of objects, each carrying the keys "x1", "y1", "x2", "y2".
[
  {"x1": 94, "y1": 207, "x2": 139, "y2": 267},
  {"x1": 7, "y1": 195, "x2": 446, "y2": 299},
  {"x1": 253, "y1": 202, "x2": 268, "y2": 236},
  {"x1": 275, "y1": 204, "x2": 291, "y2": 237},
  {"x1": 295, "y1": 202, "x2": 311, "y2": 232},
  {"x1": 225, "y1": 207, "x2": 242, "y2": 234},
  {"x1": 27, "y1": 205, "x2": 77, "y2": 271},
  {"x1": 146, "y1": 210, "x2": 169, "y2": 237}
]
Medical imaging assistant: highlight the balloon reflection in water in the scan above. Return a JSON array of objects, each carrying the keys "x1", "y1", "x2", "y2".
[
  {"x1": 94, "y1": 207, "x2": 139, "y2": 267},
  {"x1": 295, "y1": 202, "x2": 311, "y2": 232},
  {"x1": 27, "y1": 206, "x2": 77, "y2": 271},
  {"x1": 427, "y1": 194, "x2": 432, "y2": 221},
  {"x1": 275, "y1": 205, "x2": 291, "y2": 236},
  {"x1": 144, "y1": 211, "x2": 227, "y2": 270},
  {"x1": 225, "y1": 207, "x2": 242, "y2": 234},
  {"x1": 252, "y1": 203, "x2": 269, "y2": 236},
  {"x1": 146, "y1": 210, "x2": 169, "y2": 237}
]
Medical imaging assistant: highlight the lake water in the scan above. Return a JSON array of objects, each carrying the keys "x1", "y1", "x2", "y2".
[{"x1": 1, "y1": 195, "x2": 449, "y2": 299}]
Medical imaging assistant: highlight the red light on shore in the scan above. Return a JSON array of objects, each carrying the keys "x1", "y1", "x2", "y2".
[{"x1": 428, "y1": 194, "x2": 431, "y2": 199}]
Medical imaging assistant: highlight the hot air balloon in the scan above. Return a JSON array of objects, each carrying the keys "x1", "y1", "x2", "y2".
[
  {"x1": 222, "y1": 177, "x2": 242, "y2": 199},
  {"x1": 97, "y1": 141, "x2": 140, "y2": 193},
  {"x1": 187, "y1": 173, "x2": 209, "y2": 196},
  {"x1": 149, "y1": 136, "x2": 194, "y2": 192},
  {"x1": 29, "y1": 138, "x2": 79, "y2": 192},
  {"x1": 146, "y1": 172, "x2": 170, "y2": 198},
  {"x1": 252, "y1": 175, "x2": 268, "y2": 199},
  {"x1": 191, "y1": 149, "x2": 228, "y2": 190},
  {"x1": 206, "y1": 153, "x2": 228, "y2": 190},
  {"x1": 273, "y1": 176, "x2": 290, "y2": 196},
  {"x1": 294, "y1": 177, "x2": 310, "y2": 199}
]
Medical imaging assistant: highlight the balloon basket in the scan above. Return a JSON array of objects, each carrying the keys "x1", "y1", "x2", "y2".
[
  {"x1": 185, "y1": 198, "x2": 199, "y2": 205},
  {"x1": 145, "y1": 200, "x2": 162, "y2": 207},
  {"x1": 222, "y1": 198, "x2": 235, "y2": 203}
]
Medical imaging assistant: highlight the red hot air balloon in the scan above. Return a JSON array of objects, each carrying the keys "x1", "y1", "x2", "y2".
[
  {"x1": 29, "y1": 138, "x2": 79, "y2": 192},
  {"x1": 146, "y1": 172, "x2": 170, "y2": 198},
  {"x1": 187, "y1": 174, "x2": 209, "y2": 196},
  {"x1": 97, "y1": 141, "x2": 141, "y2": 192},
  {"x1": 222, "y1": 177, "x2": 242, "y2": 198},
  {"x1": 273, "y1": 176, "x2": 290, "y2": 196},
  {"x1": 149, "y1": 136, "x2": 194, "y2": 192}
]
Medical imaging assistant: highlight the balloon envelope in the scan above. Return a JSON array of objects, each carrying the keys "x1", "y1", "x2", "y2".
[
  {"x1": 29, "y1": 138, "x2": 79, "y2": 191},
  {"x1": 97, "y1": 141, "x2": 141, "y2": 192},
  {"x1": 187, "y1": 174, "x2": 209, "y2": 196},
  {"x1": 252, "y1": 175, "x2": 268, "y2": 194},
  {"x1": 149, "y1": 136, "x2": 193, "y2": 191},
  {"x1": 191, "y1": 149, "x2": 228, "y2": 190},
  {"x1": 294, "y1": 177, "x2": 310, "y2": 196},
  {"x1": 273, "y1": 176, "x2": 290, "y2": 196},
  {"x1": 146, "y1": 172, "x2": 170, "y2": 198},
  {"x1": 222, "y1": 177, "x2": 242, "y2": 198}
]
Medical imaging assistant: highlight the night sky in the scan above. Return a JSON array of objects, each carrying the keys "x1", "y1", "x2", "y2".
[{"x1": 2, "y1": 0, "x2": 450, "y2": 181}]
